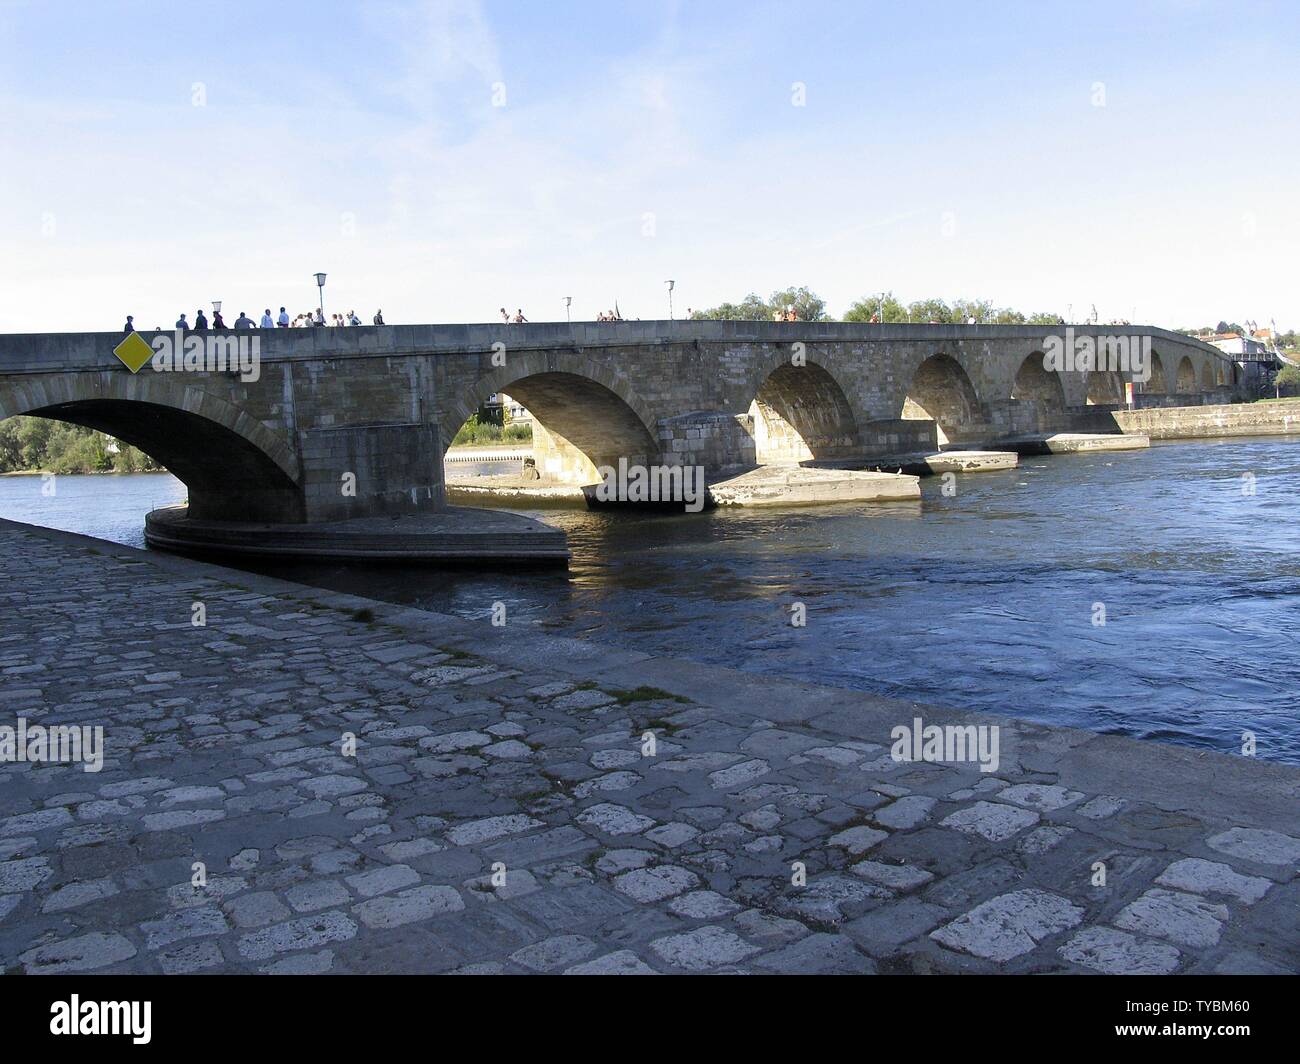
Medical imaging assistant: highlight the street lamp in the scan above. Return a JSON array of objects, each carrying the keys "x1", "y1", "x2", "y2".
[
  {"x1": 212, "y1": 301, "x2": 221, "y2": 315},
  {"x1": 665, "y1": 279, "x2": 675, "y2": 321},
  {"x1": 564, "y1": 296, "x2": 572, "y2": 323},
  {"x1": 314, "y1": 272, "x2": 327, "y2": 318}
]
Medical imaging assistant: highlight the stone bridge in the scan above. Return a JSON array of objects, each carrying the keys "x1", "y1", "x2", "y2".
[{"x1": 0, "y1": 322, "x2": 1237, "y2": 523}]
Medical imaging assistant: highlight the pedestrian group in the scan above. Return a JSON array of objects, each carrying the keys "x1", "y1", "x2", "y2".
[{"x1": 125, "y1": 307, "x2": 384, "y2": 332}]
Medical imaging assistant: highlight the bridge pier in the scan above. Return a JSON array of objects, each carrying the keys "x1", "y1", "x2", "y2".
[{"x1": 299, "y1": 422, "x2": 444, "y2": 522}]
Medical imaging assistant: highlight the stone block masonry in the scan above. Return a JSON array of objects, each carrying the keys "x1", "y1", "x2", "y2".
[
  {"x1": 1109, "y1": 399, "x2": 1300, "y2": 441},
  {"x1": 0, "y1": 323, "x2": 1237, "y2": 521},
  {"x1": 299, "y1": 423, "x2": 442, "y2": 522},
  {"x1": 0, "y1": 517, "x2": 1295, "y2": 975}
]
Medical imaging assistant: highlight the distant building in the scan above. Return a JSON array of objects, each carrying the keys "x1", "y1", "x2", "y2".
[
  {"x1": 1205, "y1": 330, "x2": 1280, "y2": 395},
  {"x1": 1206, "y1": 331, "x2": 1268, "y2": 357},
  {"x1": 499, "y1": 393, "x2": 533, "y2": 425},
  {"x1": 482, "y1": 392, "x2": 534, "y2": 426}
]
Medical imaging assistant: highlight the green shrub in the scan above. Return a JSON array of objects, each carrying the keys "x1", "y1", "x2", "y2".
[{"x1": 1274, "y1": 365, "x2": 1300, "y2": 397}]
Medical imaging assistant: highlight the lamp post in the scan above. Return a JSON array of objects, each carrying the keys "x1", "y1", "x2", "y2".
[
  {"x1": 314, "y1": 272, "x2": 327, "y2": 319},
  {"x1": 564, "y1": 296, "x2": 572, "y2": 323},
  {"x1": 212, "y1": 301, "x2": 222, "y2": 315},
  {"x1": 665, "y1": 280, "x2": 675, "y2": 321}
]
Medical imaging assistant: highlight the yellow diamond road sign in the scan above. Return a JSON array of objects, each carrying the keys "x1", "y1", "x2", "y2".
[{"x1": 113, "y1": 332, "x2": 153, "y2": 373}]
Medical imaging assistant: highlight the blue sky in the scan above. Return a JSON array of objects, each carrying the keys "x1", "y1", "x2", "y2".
[{"x1": 1, "y1": 0, "x2": 1296, "y2": 331}]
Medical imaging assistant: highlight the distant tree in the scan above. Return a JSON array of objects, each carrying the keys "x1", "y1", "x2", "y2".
[
  {"x1": 908, "y1": 298, "x2": 953, "y2": 324},
  {"x1": 843, "y1": 295, "x2": 1060, "y2": 325},
  {"x1": 692, "y1": 293, "x2": 770, "y2": 321},
  {"x1": 693, "y1": 288, "x2": 828, "y2": 321},
  {"x1": 1274, "y1": 365, "x2": 1300, "y2": 397},
  {"x1": 951, "y1": 298, "x2": 994, "y2": 324},
  {"x1": 15, "y1": 417, "x2": 55, "y2": 468},
  {"x1": 843, "y1": 292, "x2": 908, "y2": 322},
  {"x1": 55, "y1": 432, "x2": 110, "y2": 474},
  {"x1": 768, "y1": 286, "x2": 829, "y2": 321},
  {"x1": 0, "y1": 415, "x2": 160, "y2": 473},
  {"x1": 112, "y1": 443, "x2": 163, "y2": 473},
  {"x1": 0, "y1": 418, "x2": 21, "y2": 472}
]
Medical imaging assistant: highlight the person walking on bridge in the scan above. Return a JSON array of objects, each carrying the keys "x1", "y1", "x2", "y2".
[
  {"x1": 373, "y1": 309, "x2": 385, "y2": 325},
  {"x1": 277, "y1": 306, "x2": 290, "y2": 327},
  {"x1": 260, "y1": 309, "x2": 275, "y2": 329},
  {"x1": 513, "y1": 308, "x2": 528, "y2": 323},
  {"x1": 211, "y1": 308, "x2": 226, "y2": 330},
  {"x1": 193, "y1": 310, "x2": 208, "y2": 331},
  {"x1": 175, "y1": 313, "x2": 188, "y2": 329},
  {"x1": 123, "y1": 315, "x2": 135, "y2": 334},
  {"x1": 234, "y1": 311, "x2": 256, "y2": 329}
]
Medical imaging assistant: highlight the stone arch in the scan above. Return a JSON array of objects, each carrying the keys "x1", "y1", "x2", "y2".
[
  {"x1": 1176, "y1": 356, "x2": 1196, "y2": 393},
  {"x1": 444, "y1": 353, "x2": 658, "y2": 449},
  {"x1": 901, "y1": 353, "x2": 983, "y2": 445},
  {"x1": 1011, "y1": 351, "x2": 1067, "y2": 430},
  {"x1": 1086, "y1": 370, "x2": 1125, "y2": 406},
  {"x1": 446, "y1": 355, "x2": 661, "y2": 485},
  {"x1": 1144, "y1": 350, "x2": 1167, "y2": 394},
  {"x1": 748, "y1": 360, "x2": 861, "y2": 463},
  {"x1": 0, "y1": 372, "x2": 303, "y2": 521}
]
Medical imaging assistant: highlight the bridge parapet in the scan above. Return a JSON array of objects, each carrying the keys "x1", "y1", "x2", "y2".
[{"x1": 0, "y1": 321, "x2": 1232, "y2": 372}]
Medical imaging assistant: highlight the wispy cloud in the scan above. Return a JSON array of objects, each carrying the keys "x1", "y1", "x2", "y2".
[{"x1": 0, "y1": 0, "x2": 1296, "y2": 331}]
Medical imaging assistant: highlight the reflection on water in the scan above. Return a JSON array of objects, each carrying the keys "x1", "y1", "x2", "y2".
[{"x1": 2, "y1": 439, "x2": 1297, "y2": 763}]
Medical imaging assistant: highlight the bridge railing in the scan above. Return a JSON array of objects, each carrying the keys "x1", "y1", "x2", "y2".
[{"x1": 0, "y1": 321, "x2": 1229, "y2": 374}]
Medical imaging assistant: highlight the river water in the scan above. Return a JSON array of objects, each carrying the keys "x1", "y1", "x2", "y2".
[{"x1": 2, "y1": 437, "x2": 1297, "y2": 764}]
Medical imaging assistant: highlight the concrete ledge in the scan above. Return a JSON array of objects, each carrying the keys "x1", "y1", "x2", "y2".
[
  {"x1": 445, "y1": 478, "x2": 588, "y2": 506},
  {"x1": 995, "y1": 433, "x2": 1150, "y2": 455},
  {"x1": 707, "y1": 466, "x2": 921, "y2": 507},
  {"x1": 143, "y1": 504, "x2": 570, "y2": 563},
  {"x1": 864, "y1": 450, "x2": 1019, "y2": 476},
  {"x1": 447, "y1": 465, "x2": 924, "y2": 509},
  {"x1": 1113, "y1": 400, "x2": 1300, "y2": 440}
]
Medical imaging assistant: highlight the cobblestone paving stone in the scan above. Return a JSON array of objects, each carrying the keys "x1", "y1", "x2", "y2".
[{"x1": 1, "y1": 523, "x2": 1298, "y2": 975}]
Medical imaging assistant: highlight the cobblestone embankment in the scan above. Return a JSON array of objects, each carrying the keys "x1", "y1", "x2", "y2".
[{"x1": 1, "y1": 519, "x2": 1296, "y2": 975}]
